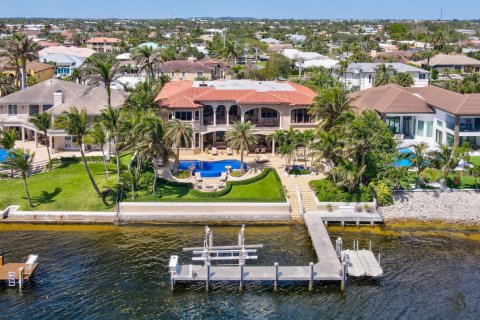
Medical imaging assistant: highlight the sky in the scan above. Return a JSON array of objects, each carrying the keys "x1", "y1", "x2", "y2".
[{"x1": 1, "y1": 0, "x2": 480, "y2": 20}]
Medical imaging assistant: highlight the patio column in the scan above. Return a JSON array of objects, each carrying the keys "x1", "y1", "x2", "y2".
[
  {"x1": 454, "y1": 115, "x2": 460, "y2": 147},
  {"x1": 241, "y1": 112, "x2": 245, "y2": 123},
  {"x1": 279, "y1": 112, "x2": 283, "y2": 129},
  {"x1": 226, "y1": 106, "x2": 230, "y2": 126},
  {"x1": 21, "y1": 127, "x2": 25, "y2": 141},
  {"x1": 213, "y1": 106, "x2": 217, "y2": 126},
  {"x1": 34, "y1": 131, "x2": 38, "y2": 148},
  {"x1": 271, "y1": 138, "x2": 276, "y2": 155},
  {"x1": 49, "y1": 135, "x2": 54, "y2": 153}
]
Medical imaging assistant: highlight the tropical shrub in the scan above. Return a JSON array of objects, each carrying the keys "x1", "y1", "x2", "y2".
[{"x1": 370, "y1": 180, "x2": 393, "y2": 206}]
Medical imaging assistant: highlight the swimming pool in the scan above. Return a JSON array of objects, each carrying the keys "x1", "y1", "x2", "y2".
[
  {"x1": 394, "y1": 148, "x2": 413, "y2": 167},
  {"x1": 178, "y1": 160, "x2": 247, "y2": 178},
  {"x1": 0, "y1": 148, "x2": 8, "y2": 162}
]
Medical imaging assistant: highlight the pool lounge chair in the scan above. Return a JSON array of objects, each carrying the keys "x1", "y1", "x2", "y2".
[
  {"x1": 255, "y1": 155, "x2": 269, "y2": 164},
  {"x1": 211, "y1": 147, "x2": 218, "y2": 156},
  {"x1": 195, "y1": 172, "x2": 203, "y2": 182},
  {"x1": 227, "y1": 147, "x2": 233, "y2": 156},
  {"x1": 219, "y1": 172, "x2": 228, "y2": 182}
]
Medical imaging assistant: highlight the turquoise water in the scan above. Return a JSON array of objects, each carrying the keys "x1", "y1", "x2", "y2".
[
  {"x1": 0, "y1": 224, "x2": 479, "y2": 319},
  {"x1": 395, "y1": 148, "x2": 413, "y2": 167},
  {"x1": 179, "y1": 160, "x2": 247, "y2": 177}
]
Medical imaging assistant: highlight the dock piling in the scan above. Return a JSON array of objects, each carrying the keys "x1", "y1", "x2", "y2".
[
  {"x1": 206, "y1": 264, "x2": 210, "y2": 292},
  {"x1": 369, "y1": 241, "x2": 372, "y2": 251},
  {"x1": 0, "y1": 253, "x2": 3, "y2": 266},
  {"x1": 239, "y1": 265, "x2": 244, "y2": 291},
  {"x1": 335, "y1": 237, "x2": 343, "y2": 257},
  {"x1": 378, "y1": 253, "x2": 381, "y2": 266},
  {"x1": 18, "y1": 267, "x2": 24, "y2": 290},
  {"x1": 274, "y1": 262, "x2": 279, "y2": 291},
  {"x1": 308, "y1": 262, "x2": 314, "y2": 291}
]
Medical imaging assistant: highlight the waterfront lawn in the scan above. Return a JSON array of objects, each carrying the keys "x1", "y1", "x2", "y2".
[
  {"x1": 0, "y1": 159, "x2": 119, "y2": 211},
  {"x1": 128, "y1": 169, "x2": 286, "y2": 202}
]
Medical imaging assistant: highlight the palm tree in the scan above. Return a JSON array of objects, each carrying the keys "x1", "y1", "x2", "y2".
[
  {"x1": 86, "y1": 123, "x2": 109, "y2": 178},
  {"x1": 97, "y1": 106, "x2": 122, "y2": 180},
  {"x1": 82, "y1": 53, "x2": 125, "y2": 106},
  {"x1": 122, "y1": 81, "x2": 162, "y2": 113},
  {"x1": 2, "y1": 33, "x2": 40, "y2": 90},
  {"x1": 131, "y1": 45, "x2": 163, "y2": 85},
  {"x1": 0, "y1": 72, "x2": 16, "y2": 96},
  {"x1": 469, "y1": 164, "x2": 480, "y2": 191},
  {"x1": 29, "y1": 112, "x2": 52, "y2": 162},
  {"x1": 54, "y1": 107, "x2": 102, "y2": 196},
  {"x1": 431, "y1": 144, "x2": 470, "y2": 187},
  {"x1": 402, "y1": 142, "x2": 431, "y2": 187},
  {"x1": 0, "y1": 128, "x2": 17, "y2": 178},
  {"x1": 308, "y1": 87, "x2": 353, "y2": 131},
  {"x1": 136, "y1": 114, "x2": 170, "y2": 193},
  {"x1": 226, "y1": 121, "x2": 258, "y2": 173},
  {"x1": 393, "y1": 72, "x2": 414, "y2": 87},
  {"x1": 2, "y1": 148, "x2": 35, "y2": 207},
  {"x1": 165, "y1": 118, "x2": 193, "y2": 171},
  {"x1": 374, "y1": 64, "x2": 394, "y2": 87}
]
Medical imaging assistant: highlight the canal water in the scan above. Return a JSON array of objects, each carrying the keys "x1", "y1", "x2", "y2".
[{"x1": 0, "y1": 223, "x2": 479, "y2": 319}]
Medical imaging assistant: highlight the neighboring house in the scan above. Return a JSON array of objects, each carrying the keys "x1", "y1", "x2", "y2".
[
  {"x1": 343, "y1": 63, "x2": 430, "y2": 91},
  {"x1": 282, "y1": 49, "x2": 325, "y2": 61},
  {"x1": 39, "y1": 46, "x2": 95, "y2": 77},
  {"x1": 349, "y1": 84, "x2": 480, "y2": 148},
  {"x1": 424, "y1": 54, "x2": 480, "y2": 74},
  {"x1": 2, "y1": 60, "x2": 55, "y2": 84},
  {"x1": 158, "y1": 58, "x2": 228, "y2": 81},
  {"x1": 155, "y1": 80, "x2": 317, "y2": 155},
  {"x1": 286, "y1": 34, "x2": 307, "y2": 44},
  {"x1": 0, "y1": 79, "x2": 126, "y2": 152},
  {"x1": 260, "y1": 38, "x2": 283, "y2": 45},
  {"x1": 86, "y1": 37, "x2": 121, "y2": 53}
]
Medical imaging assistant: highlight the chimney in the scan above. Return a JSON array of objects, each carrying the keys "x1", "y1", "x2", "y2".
[{"x1": 53, "y1": 90, "x2": 64, "y2": 106}]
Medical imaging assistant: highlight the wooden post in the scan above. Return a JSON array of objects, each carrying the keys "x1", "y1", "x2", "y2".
[
  {"x1": 0, "y1": 255, "x2": 3, "y2": 266},
  {"x1": 239, "y1": 265, "x2": 244, "y2": 291},
  {"x1": 18, "y1": 267, "x2": 24, "y2": 290},
  {"x1": 274, "y1": 262, "x2": 279, "y2": 291},
  {"x1": 206, "y1": 264, "x2": 210, "y2": 292},
  {"x1": 308, "y1": 262, "x2": 314, "y2": 291}
]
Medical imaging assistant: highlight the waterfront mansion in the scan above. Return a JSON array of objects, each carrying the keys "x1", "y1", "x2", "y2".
[
  {"x1": 156, "y1": 80, "x2": 317, "y2": 154},
  {"x1": 0, "y1": 79, "x2": 126, "y2": 152},
  {"x1": 349, "y1": 84, "x2": 480, "y2": 148}
]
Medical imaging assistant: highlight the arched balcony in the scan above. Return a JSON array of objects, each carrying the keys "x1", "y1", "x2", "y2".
[
  {"x1": 203, "y1": 105, "x2": 214, "y2": 125},
  {"x1": 243, "y1": 107, "x2": 281, "y2": 128},
  {"x1": 229, "y1": 105, "x2": 241, "y2": 124}
]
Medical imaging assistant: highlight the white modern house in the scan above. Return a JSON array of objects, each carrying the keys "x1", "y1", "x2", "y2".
[
  {"x1": 282, "y1": 49, "x2": 339, "y2": 71},
  {"x1": 349, "y1": 84, "x2": 480, "y2": 148},
  {"x1": 343, "y1": 63, "x2": 430, "y2": 91}
]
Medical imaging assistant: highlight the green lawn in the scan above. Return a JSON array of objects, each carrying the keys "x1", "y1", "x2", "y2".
[
  {"x1": 0, "y1": 160, "x2": 119, "y2": 211},
  {"x1": 127, "y1": 169, "x2": 286, "y2": 203},
  {"x1": 469, "y1": 156, "x2": 480, "y2": 166}
]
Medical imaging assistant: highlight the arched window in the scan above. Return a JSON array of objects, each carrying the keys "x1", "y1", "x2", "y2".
[{"x1": 203, "y1": 105, "x2": 213, "y2": 125}]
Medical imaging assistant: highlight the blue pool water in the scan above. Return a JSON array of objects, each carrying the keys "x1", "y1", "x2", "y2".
[
  {"x1": 0, "y1": 148, "x2": 8, "y2": 162},
  {"x1": 179, "y1": 160, "x2": 247, "y2": 178},
  {"x1": 395, "y1": 148, "x2": 413, "y2": 167}
]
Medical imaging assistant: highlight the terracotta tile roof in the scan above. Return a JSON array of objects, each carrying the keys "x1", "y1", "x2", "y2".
[
  {"x1": 349, "y1": 84, "x2": 434, "y2": 114},
  {"x1": 27, "y1": 61, "x2": 55, "y2": 72},
  {"x1": 350, "y1": 84, "x2": 480, "y2": 116},
  {"x1": 156, "y1": 80, "x2": 316, "y2": 109},
  {"x1": 86, "y1": 37, "x2": 121, "y2": 44}
]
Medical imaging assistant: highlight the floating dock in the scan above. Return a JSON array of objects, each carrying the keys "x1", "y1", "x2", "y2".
[
  {"x1": 0, "y1": 254, "x2": 39, "y2": 289},
  {"x1": 169, "y1": 215, "x2": 383, "y2": 292}
]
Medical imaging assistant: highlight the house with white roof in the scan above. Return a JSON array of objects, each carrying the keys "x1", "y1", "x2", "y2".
[
  {"x1": 343, "y1": 63, "x2": 430, "y2": 91},
  {"x1": 39, "y1": 46, "x2": 96, "y2": 77}
]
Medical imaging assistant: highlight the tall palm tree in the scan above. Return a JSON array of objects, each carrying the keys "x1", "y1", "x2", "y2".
[
  {"x1": 29, "y1": 112, "x2": 52, "y2": 162},
  {"x1": 131, "y1": 45, "x2": 163, "y2": 85},
  {"x1": 431, "y1": 144, "x2": 470, "y2": 187},
  {"x1": 165, "y1": 118, "x2": 193, "y2": 171},
  {"x1": 136, "y1": 114, "x2": 170, "y2": 193},
  {"x1": 2, "y1": 148, "x2": 35, "y2": 207},
  {"x1": 393, "y1": 72, "x2": 414, "y2": 87},
  {"x1": 308, "y1": 87, "x2": 353, "y2": 131},
  {"x1": 82, "y1": 53, "x2": 125, "y2": 106},
  {"x1": 122, "y1": 81, "x2": 162, "y2": 113},
  {"x1": 374, "y1": 64, "x2": 394, "y2": 87},
  {"x1": 97, "y1": 106, "x2": 122, "y2": 180},
  {"x1": 2, "y1": 33, "x2": 40, "y2": 90},
  {"x1": 226, "y1": 121, "x2": 258, "y2": 173},
  {"x1": 86, "y1": 123, "x2": 109, "y2": 178},
  {"x1": 54, "y1": 107, "x2": 102, "y2": 196}
]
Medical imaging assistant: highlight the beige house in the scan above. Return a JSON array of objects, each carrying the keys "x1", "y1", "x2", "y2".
[
  {"x1": 158, "y1": 58, "x2": 228, "y2": 81},
  {"x1": 86, "y1": 37, "x2": 121, "y2": 53},
  {"x1": 424, "y1": 54, "x2": 480, "y2": 74},
  {"x1": 156, "y1": 80, "x2": 317, "y2": 155},
  {"x1": 0, "y1": 79, "x2": 126, "y2": 152}
]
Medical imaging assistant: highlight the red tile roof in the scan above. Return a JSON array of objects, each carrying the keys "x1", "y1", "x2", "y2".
[
  {"x1": 156, "y1": 80, "x2": 316, "y2": 109},
  {"x1": 86, "y1": 37, "x2": 121, "y2": 44}
]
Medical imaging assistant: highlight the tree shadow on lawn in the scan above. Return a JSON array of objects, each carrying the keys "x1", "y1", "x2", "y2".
[
  {"x1": 30, "y1": 187, "x2": 63, "y2": 207},
  {"x1": 101, "y1": 188, "x2": 117, "y2": 208},
  {"x1": 151, "y1": 183, "x2": 191, "y2": 199}
]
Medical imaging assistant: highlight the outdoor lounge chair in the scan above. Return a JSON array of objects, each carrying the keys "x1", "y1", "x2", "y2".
[
  {"x1": 211, "y1": 147, "x2": 218, "y2": 155},
  {"x1": 195, "y1": 172, "x2": 203, "y2": 182},
  {"x1": 219, "y1": 172, "x2": 228, "y2": 182},
  {"x1": 227, "y1": 147, "x2": 233, "y2": 155},
  {"x1": 255, "y1": 155, "x2": 270, "y2": 164}
]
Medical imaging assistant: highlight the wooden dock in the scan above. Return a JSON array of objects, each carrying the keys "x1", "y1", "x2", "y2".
[{"x1": 0, "y1": 254, "x2": 39, "y2": 289}]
